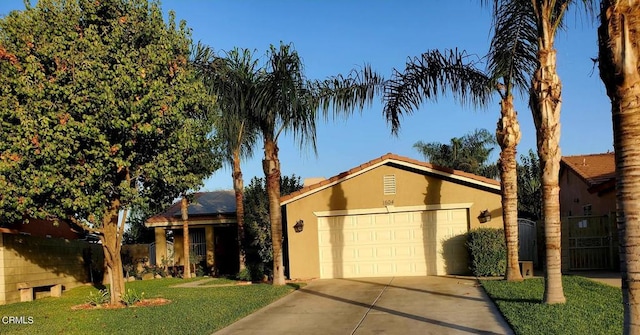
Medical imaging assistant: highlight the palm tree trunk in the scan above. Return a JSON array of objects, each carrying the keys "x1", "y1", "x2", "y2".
[
  {"x1": 233, "y1": 149, "x2": 247, "y2": 272},
  {"x1": 263, "y1": 138, "x2": 285, "y2": 285},
  {"x1": 598, "y1": 1, "x2": 640, "y2": 332},
  {"x1": 497, "y1": 94, "x2": 523, "y2": 282},
  {"x1": 181, "y1": 197, "x2": 191, "y2": 278},
  {"x1": 531, "y1": 15, "x2": 565, "y2": 304}
]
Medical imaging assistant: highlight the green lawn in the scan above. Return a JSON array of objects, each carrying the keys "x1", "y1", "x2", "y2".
[
  {"x1": 482, "y1": 276, "x2": 623, "y2": 335},
  {"x1": 0, "y1": 278, "x2": 298, "y2": 335}
]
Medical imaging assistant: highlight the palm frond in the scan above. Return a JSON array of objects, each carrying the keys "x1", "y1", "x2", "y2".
[
  {"x1": 311, "y1": 64, "x2": 385, "y2": 121},
  {"x1": 256, "y1": 43, "x2": 317, "y2": 152},
  {"x1": 383, "y1": 49, "x2": 493, "y2": 135},
  {"x1": 487, "y1": 0, "x2": 538, "y2": 97}
]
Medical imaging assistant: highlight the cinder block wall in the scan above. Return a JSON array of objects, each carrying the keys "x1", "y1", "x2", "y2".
[
  {"x1": 0, "y1": 234, "x2": 104, "y2": 304},
  {"x1": 121, "y1": 244, "x2": 151, "y2": 273}
]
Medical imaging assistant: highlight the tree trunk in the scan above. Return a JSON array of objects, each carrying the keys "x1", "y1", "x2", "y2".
[
  {"x1": 598, "y1": 1, "x2": 640, "y2": 332},
  {"x1": 496, "y1": 94, "x2": 523, "y2": 282},
  {"x1": 100, "y1": 199, "x2": 125, "y2": 305},
  {"x1": 182, "y1": 197, "x2": 191, "y2": 278},
  {"x1": 263, "y1": 138, "x2": 285, "y2": 285},
  {"x1": 530, "y1": 13, "x2": 565, "y2": 304},
  {"x1": 233, "y1": 148, "x2": 246, "y2": 272}
]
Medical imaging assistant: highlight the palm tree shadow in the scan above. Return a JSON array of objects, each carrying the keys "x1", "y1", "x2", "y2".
[
  {"x1": 298, "y1": 286, "x2": 506, "y2": 334},
  {"x1": 328, "y1": 183, "x2": 347, "y2": 279},
  {"x1": 424, "y1": 176, "x2": 442, "y2": 275},
  {"x1": 340, "y1": 278, "x2": 485, "y2": 302}
]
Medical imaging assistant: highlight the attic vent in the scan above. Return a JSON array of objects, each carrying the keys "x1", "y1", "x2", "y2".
[{"x1": 383, "y1": 175, "x2": 396, "y2": 195}]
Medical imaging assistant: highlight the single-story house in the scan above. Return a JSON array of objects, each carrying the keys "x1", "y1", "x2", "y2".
[
  {"x1": 559, "y1": 152, "x2": 618, "y2": 271},
  {"x1": 281, "y1": 153, "x2": 503, "y2": 280},
  {"x1": 145, "y1": 191, "x2": 239, "y2": 275}
]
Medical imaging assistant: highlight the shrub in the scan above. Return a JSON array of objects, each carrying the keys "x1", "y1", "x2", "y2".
[
  {"x1": 86, "y1": 289, "x2": 110, "y2": 306},
  {"x1": 121, "y1": 288, "x2": 145, "y2": 306},
  {"x1": 236, "y1": 263, "x2": 267, "y2": 282},
  {"x1": 466, "y1": 228, "x2": 506, "y2": 277}
]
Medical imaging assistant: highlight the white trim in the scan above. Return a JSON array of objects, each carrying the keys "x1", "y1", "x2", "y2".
[
  {"x1": 313, "y1": 203, "x2": 473, "y2": 217},
  {"x1": 281, "y1": 157, "x2": 499, "y2": 205}
]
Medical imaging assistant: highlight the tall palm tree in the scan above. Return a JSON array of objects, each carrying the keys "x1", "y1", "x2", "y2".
[
  {"x1": 598, "y1": 0, "x2": 640, "y2": 331},
  {"x1": 255, "y1": 43, "x2": 383, "y2": 285},
  {"x1": 193, "y1": 45, "x2": 259, "y2": 272},
  {"x1": 522, "y1": 0, "x2": 594, "y2": 304},
  {"x1": 484, "y1": 0, "x2": 538, "y2": 282},
  {"x1": 181, "y1": 196, "x2": 191, "y2": 278},
  {"x1": 384, "y1": 13, "x2": 536, "y2": 281}
]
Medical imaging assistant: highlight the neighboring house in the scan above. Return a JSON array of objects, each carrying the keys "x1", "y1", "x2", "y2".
[
  {"x1": 559, "y1": 152, "x2": 617, "y2": 271},
  {"x1": 559, "y1": 152, "x2": 615, "y2": 217},
  {"x1": 281, "y1": 153, "x2": 503, "y2": 280},
  {"x1": 1, "y1": 218, "x2": 84, "y2": 240},
  {"x1": 0, "y1": 218, "x2": 102, "y2": 304},
  {"x1": 145, "y1": 191, "x2": 239, "y2": 275}
]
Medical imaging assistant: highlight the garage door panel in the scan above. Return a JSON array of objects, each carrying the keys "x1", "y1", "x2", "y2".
[{"x1": 318, "y1": 209, "x2": 468, "y2": 279}]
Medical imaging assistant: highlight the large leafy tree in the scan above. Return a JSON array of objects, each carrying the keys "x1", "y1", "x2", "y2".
[
  {"x1": 255, "y1": 43, "x2": 383, "y2": 285},
  {"x1": 383, "y1": 10, "x2": 536, "y2": 281},
  {"x1": 598, "y1": 0, "x2": 640, "y2": 331},
  {"x1": 192, "y1": 46, "x2": 260, "y2": 272},
  {"x1": 414, "y1": 128, "x2": 499, "y2": 178},
  {"x1": 0, "y1": 0, "x2": 220, "y2": 304}
]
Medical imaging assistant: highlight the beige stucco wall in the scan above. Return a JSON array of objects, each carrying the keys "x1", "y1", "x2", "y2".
[
  {"x1": 559, "y1": 169, "x2": 615, "y2": 217},
  {"x1": 284, "y1": 164, "x2": 502, "y2": 279},
  {"x1": 0, "y1": 234, "x2": 103, "y2": 304}
]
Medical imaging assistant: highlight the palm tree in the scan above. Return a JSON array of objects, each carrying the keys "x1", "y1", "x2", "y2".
[
  {"x1": 383, "y1": 12, "x2": 536, "y2": 281},
  {"x1": 521, "y1": 0, "x2": 595, "y2": 304},
  {"x1": 255, "y1": 43, "x2": 383, "y2": 285},
  {"x1": 193, "y1": 45, "x2": 259, "y2": 272},
  {"x1": 598, "y1": 0, "x2": 640, "y2": 330},
  {"x1": 181, "y1": 196, "x2": 191, "y2": 278}
]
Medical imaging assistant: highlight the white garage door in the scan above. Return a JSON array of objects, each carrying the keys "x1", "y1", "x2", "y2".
[{"x1": 317, "y1": 209, "x2": 468, "y2": 279}]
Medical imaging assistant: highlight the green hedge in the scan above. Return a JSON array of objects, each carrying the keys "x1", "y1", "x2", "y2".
[{"x1": 466, "y1": 228, "x2": 506, "y2": 276}]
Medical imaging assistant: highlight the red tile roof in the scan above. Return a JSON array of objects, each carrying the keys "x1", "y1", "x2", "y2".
[
  {"x1": 281, "y1": 153, "x2": 500, "y2": 204},
  {"x1": 561, "y1": 152, "x2": 615, "y2": 189}
]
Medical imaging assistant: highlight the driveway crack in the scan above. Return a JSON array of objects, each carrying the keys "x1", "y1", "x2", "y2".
[{"x1": 350, "y1": 277, "x2": 394, "y2": 335}]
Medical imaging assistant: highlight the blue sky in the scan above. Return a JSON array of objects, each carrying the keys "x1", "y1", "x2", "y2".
[{"x1": 0, "y1": 1, "x2": 612, "y2": 192}]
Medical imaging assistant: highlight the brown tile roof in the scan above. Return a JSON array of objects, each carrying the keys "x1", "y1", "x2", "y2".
[
  {"x1": 281, "y1": 153, "x2": 500, "y2": 204},
  {"x1": 146, "y1": 190, "x2": 236, "y2": 224},
  {"x1": 561, "y1": 152, "x2": 615, "y2": 190}
]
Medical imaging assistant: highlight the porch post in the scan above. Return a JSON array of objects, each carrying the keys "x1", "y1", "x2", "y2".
[
  {"x1": 205, "y1": 226, "x2": 215, "y2": 271},
  {"x1": 154, "y1": 228, "x2": 167, "y2": 267}
]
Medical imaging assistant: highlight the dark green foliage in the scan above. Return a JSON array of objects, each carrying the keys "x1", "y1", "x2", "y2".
[
  {"x1": 466, "y1": 228, "x2": 506, "y2": 276},
  {"x1": 414, "y1": 128, "x2": 498, "y2": 178},
  {"x1": 517, "y1": 149, "x2": 542, "y2": 220},
  {"x1": 0, "y1": 0, "x2": 220, "y2": 226},
  {"x1": 482, "y1": 276, "x2": 622, "y2": 335},
  {"x1": 242, "y1": 175, "x2": 303, "y2": 281},
  {"x1": 122, "y1": 209, "x2": 155, "y2": 245}
]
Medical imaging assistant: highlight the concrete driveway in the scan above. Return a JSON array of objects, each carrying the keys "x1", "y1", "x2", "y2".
[{"x1": 214, "y1": 276, "x2": 513, "y2": 335}]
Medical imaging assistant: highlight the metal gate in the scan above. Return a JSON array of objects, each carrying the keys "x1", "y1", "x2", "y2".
[
  {"x1": 518, "y1": 218, "x2": 538, "y2": 267},
  {"x1": 567, "y1": 215, "x2": 615, "y2": 270}
]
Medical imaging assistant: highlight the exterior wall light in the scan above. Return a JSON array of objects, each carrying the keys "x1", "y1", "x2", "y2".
[
  {"x1": 478, "y1": 210, "x2": 492, "y2": 223},
  {"x1": 293, "y1": 220, "x2": 304, "y2": 233}
]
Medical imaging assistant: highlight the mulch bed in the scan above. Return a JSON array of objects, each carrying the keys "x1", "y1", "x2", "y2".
[{"x1": 71, "y1": 298, "x2": 171, "y2": 310}]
